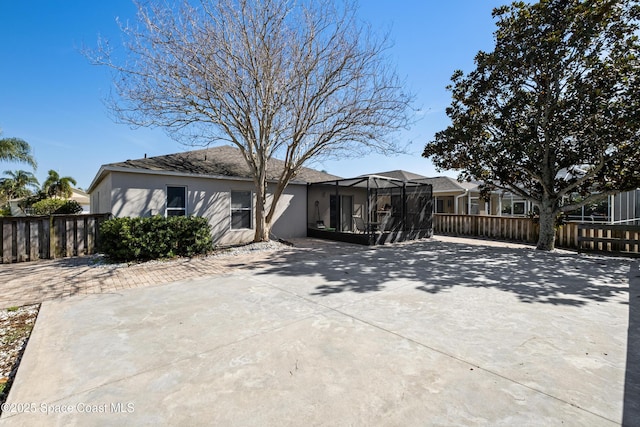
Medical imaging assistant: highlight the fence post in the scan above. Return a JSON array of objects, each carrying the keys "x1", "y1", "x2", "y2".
[
  {"x1": 77, "y1": 217, "x2": 86, "y2": 256},
  {"x1": 29, "y1": 220, "x2": 39, "y2": 261},
  {"x1": 577, "y1": 225, "x2": 582, "y2": 253},
  {"x1": 66, "y1": 217, "x2": 74, "y2": 257},
  {"x1": 17, "y1": 220, "x2": 27, "y2": 262},
  {"x1": 49, "y1": 215, "x2": 56, "y2": 259},
  {"x1": 2, "y1": 221, "x2": 11, "y2": 263}
]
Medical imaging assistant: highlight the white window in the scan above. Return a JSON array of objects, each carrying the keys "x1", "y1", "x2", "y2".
[
  {"x1": 501, "y1": 198, "x2": 527, "y2": 216},
  {"x1": 166, "y1": 186, "x2": 187, "y2": 217},
  {"x1": 467, "y1": 198, "x2": 480, "y2": 215},
  {"x1": 231, "y1": 191, "x2": 252, "y2": 229},
  {"x1": 513, "y1": 201, "x2": 526, "y2": 215}
]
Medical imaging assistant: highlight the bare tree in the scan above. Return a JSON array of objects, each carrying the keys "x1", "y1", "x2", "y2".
[{"x1": 89, "y1": 0, "x2": 414, "y2": 242}]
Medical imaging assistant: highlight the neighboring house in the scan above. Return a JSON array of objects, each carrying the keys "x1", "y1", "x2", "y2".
[
  {"x1": 418, "y1": 176, "x2": 490, "y2": 215},
  {"x1": 306, "y1": 167, "x2": 640, "y2": 224},
  {"x1": 371, "y1": 172, "x2": 508, "y2": 216},
  {"x1": 611, "y1": 189, "x2": 640, "y2": 224},
  {"x1": 7, "y1": 187, "x2": 90, "y2": 216},
  {"x1": 423, "y1": 172, "x2": 638, "y2": 223},
  {"x1": 7, "y1": 199, "x2": 25, "y2": 217},
  {"x1": 87, "y1": 146, "x2": 339, "y2": 246},
  {"x1": 69, "y1": 188, "x2": 90, "y2": 213}
]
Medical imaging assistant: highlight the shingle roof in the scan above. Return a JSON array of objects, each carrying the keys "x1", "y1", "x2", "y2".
[
  {"x1": 98, "y1": 145, "x2": 341, "y2": 184},
  {"x1": 362, "y1": 170, "x2": 483, "y2": 193},
  {"x1": 419, "y1": 176, "x2": 478, "y2": 193},
  {"x1": 364, "y1": 170, "x2": 428, "y2": 182}
]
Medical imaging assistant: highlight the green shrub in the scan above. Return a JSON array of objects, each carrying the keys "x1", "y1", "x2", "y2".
[
  {"x1": 56, "y1": 200, "x2": 83, "y2": 214},
  {"x1": 0, "y1": 204, "x2": 10, "y2": 216},
  {"x1": 18, "y1": 193, "x2": 46, "y2": 210},
  {"x1": 30, "y1": 198, "x2": 83, "y2": 215},
  {"x1": 30, "y1": 198, "x2": 65, "y2": 215},
  {"x1": 99, "y1": 215, "x2": 213, "y2": 262}
]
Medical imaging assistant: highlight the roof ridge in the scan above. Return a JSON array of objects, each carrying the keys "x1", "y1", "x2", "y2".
[{"x1": 92, "y1": 145, "x2": 340, "y2": 192}]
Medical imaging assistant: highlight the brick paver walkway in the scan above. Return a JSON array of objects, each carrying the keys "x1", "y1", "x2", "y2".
[
  {"x1": 1, "y1": 236, "x2": 523, "y2": 308},
  {"x1": 0, "y1": 238, "x2": 345, "y2": 308},
  {"x1": 0, "y1": 238, "x2": 361, "y2": 308}
]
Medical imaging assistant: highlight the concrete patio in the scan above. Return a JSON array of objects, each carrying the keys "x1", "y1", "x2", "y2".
[{"x1": 1, "y1": 237, "x2": 638, "y2": 426}]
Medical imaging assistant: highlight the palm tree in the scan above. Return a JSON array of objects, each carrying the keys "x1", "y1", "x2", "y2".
[
  {"x1": 0, "y1": 179, "x2": 12, "y2": 204},
  {"x1": 0, "y1": 134, "x2": 37, "y2": 168},
  {"x1": 42, "y1": 170, "x2": 77, "y2": 198},
  {"x1": 1, "y1": 170, "x2": 40, "y2": 199}
]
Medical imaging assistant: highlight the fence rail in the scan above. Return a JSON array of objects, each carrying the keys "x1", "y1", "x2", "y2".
[
  {"x1": 434, "y1": 214, "x2": 540, "y2": 244},
  {"x1": 578, "y1": 223, "x2": 640, "y2": 256},
  {"x1": 0, "y1": 214, "x2": 111, "y2": 264},
  {"x1": 433, "y1": 214, "x2": 639, "y2": 256}
]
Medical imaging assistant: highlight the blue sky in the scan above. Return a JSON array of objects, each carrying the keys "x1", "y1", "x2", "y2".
[{"x1": 0, "y1": 0, "x2": 505, "y2": 190}]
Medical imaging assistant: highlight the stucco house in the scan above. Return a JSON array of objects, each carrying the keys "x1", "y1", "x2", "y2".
[
  {"x1": 419, "y1": 176, "x2": 490, "y2": 215},
  {"x1": 425, "y1": 172, "x2": 639, "y2": 223},
  {"x1": 368, "y1": 172, "x2": 508, "y2": 216},
  {"x1": 68, "y1": 188, "x2": 91, "y2": 213},
  {"x1": 87, "y1": 146, "x2": 339, "y2": 246}
]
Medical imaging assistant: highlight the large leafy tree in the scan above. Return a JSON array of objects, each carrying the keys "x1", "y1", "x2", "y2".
[
  {"x1": 42, "y1": 170, "x2": 77, "y2": 199},
  {"x1": 423, "y1": 0, "x2": 640, "y2": 250},
  {"x1": 0, "y1": 170, "x2": 40, "y2": 200},
  {"x1": 89, "y1": 0, "x2": 414, "y2": 242},
  {"x1": 0, "y1": 133, "x2": 37, "y2": 169}
]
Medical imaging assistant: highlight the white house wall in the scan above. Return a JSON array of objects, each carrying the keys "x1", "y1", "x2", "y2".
[
  {"x1": 98, "y1": 171, "x2": 307, "y2": 246},
  {"x1": 267, "y1": 183, "x2": 308, "y2": 240},
  {"x1": 90, "y1": 173, "x2": 113, "y2": 216}
]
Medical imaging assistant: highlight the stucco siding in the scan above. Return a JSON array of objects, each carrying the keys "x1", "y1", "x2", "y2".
[
  {"x1": 270, "y1": 183, "x2": 307, "y2": 239},
  {"x1": 110, "y1": 172, "x2": 166, "y2": 218},
  {"x1": 90, "y1": 174, "x2": 113, "y2": 214},
  {"x1": 98, "y1": 171, "x2": 307, "y2": 245}
]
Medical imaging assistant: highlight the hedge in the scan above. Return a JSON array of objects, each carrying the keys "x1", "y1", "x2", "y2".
[
  {"x1": 30, "y1": 199, "x2": 83, "y2": 215},
  {"x1": 99, "y1": 215, "x2": 213, "y2": 262}
]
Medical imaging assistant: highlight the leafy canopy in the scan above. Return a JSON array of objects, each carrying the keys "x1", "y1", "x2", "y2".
[
  {"x1": 0, "y1": 134, "x2": 37, "y2": 169},
  {"x1": 42, "y1": 169, "x2": 77, "y2": 199},
  {"x1": 0, "y1": 170, "x2": 40, "y2": 200},
  {"x1": 424, "y1": 0, "x2": 640, "y2": 207}
]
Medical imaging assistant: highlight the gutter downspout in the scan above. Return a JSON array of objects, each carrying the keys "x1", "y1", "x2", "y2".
[
  {"x1": 455, "y1": 190, "x2": 468, "y2": 215},
  {"x1": 609, "y1": 194, "x2": 615, "y2": 224}
]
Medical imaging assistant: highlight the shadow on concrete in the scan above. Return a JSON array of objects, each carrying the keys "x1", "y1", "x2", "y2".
[
  {"x1": 623, "y1": 261, "x2": 640, "y2": 425},
  {"x1": 250, "y1": 238, "x2": 639, "y2": 421},
  {"x1": 246, "y1": 238, "x2": 631, "y2": 307}
]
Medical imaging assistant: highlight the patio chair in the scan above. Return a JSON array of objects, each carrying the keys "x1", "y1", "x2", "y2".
[{"x1": 353, "y1": 216, "x2": 367, "y2": 233}]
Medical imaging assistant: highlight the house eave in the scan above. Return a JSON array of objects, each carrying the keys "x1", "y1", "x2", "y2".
[{"x1": 87, "y1": 165, "x2": 309, "y2": 193}]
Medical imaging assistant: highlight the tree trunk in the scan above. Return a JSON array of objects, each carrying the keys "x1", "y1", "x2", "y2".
[
  {"x1": 254, "y1": 200, "x2": 270, "y2": 242},
  {"x1": 253, "y1": 173, "x2": 270, "y2": 242},
  {"x1": 536, "y1": 200, "x2": 557, "y2": 251}
]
